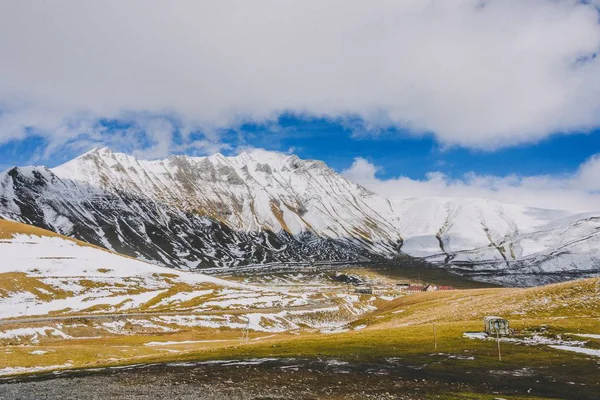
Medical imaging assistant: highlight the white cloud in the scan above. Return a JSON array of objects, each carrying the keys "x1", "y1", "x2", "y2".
[
  {"x1": 341, "y1": 155, "x2": 600, "y2": 212},
  {"x1": 0, "y1": 108, "x2": 228, "y2": 161},
  {"x1": 1, "y1": 0, "x2": 600, "y2": 154}
]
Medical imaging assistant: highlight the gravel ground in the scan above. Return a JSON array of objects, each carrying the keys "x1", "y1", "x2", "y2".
[{"x1": 0, "y1": 358, "x2": 597, "y2": 399}]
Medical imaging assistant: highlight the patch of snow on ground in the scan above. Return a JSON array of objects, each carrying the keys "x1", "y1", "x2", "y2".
[
  {"x1": 463, "y1": 332, "x2": 488, "y2": 340},
  {"x1": 145, "y1": 340, "x2": 228, "y2": 346},
  {"x1": 101, "y1": 321, "x2": 127, "y2": 334},
  {"x1": 155, "y1": 290, "x2": 214, "y2": 307},
  {"x1": 321, "y1": 327, "x2": 350, "y2": 334},
  {"x1": 549, "y1": 345, "x2": 600, "y2": 357},
  {"x1": 326, "y1": 359, "x2": 349, "y2": 366},
  {"x1": 463, "y1": 332, "x2": 586, "y2": 347},
  {"x1": 500, "y1": 335, "x2": 586, "y2": 347},
  {"x1": 29, "y1": 350, "x2": 51, "y2": 355},
  {"x1": 0, "y1": 327, "x2": 71, "y2": 343},
  {"x1": 571, "y1": 333, "x2": 600, "y2": 339}
]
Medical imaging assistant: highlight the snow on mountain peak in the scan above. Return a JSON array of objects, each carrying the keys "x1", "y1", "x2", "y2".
[{"x1": 47, "y1": 147, "x2": 385, "y2": 239}]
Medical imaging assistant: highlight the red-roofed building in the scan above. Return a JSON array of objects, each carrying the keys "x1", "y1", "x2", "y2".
[
  {"x1": 406, "y1": 285, "x2": 425, "y2": 292},
  {"x1": 437, "y1": 285, "x2": 455, "y2": 291}
]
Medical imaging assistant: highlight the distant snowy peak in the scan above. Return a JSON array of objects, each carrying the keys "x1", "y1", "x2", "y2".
[{"x1": 391, "y1": 197, "x2": 577, "y2": 256}]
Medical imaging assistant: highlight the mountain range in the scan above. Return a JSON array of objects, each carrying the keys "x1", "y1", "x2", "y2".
[{"x1": 1, "y1": 147, "x2": 599, "y2": 286}]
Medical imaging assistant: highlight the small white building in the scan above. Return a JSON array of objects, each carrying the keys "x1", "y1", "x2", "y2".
[{"x1": 484, "y1": 316, "x2": 510, "y2": 335}]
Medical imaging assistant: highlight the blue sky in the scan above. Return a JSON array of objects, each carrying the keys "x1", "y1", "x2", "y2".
[
  {"x1": 231, "y1": 114, "x2": 600, "y2": 180},
  {"x1": 1, "y1": 113, "x2": 598, "y2": 182}
]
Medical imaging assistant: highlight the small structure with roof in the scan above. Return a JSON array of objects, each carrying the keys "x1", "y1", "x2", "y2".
[
  {"x1": 484, "y1": 316, "x2": 510, "y2": 335},
  {"x1": 406, "y1": 284, "x2": 425, "y2": 292}
]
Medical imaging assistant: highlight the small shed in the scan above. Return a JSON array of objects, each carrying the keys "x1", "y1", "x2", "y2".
[
  {"x1": 423, "y1": 284, "x2": 438, "y2": 292},
  {"x1": 484, "y1": 316, "x2": 510, "y2": 335}
]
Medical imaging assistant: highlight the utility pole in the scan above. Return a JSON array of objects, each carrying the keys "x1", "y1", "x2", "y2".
[
  {"x1": 24, "y1": 299, "x2": 33, "y2": 317},
  {"x1": 240, "y1": 317, "x2": 250, "y2": 343}
]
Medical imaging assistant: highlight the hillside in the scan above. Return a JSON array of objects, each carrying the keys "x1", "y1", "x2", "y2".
[
  {"x1": 0, "y1": 256, "x2": 598, "y2": 398},
  {"x1": 366, "y1": 276, "x2": 600, "y2": 328},
  {"x1": 0, "y1": 219, "x2": 387, "y2": 345},
  {"x1": 0, "y1": 219, "x2": 319, "y2": 326}
]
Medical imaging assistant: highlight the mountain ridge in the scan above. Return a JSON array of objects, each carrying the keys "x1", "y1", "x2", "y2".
[{"x1": 1, "y1": 147, "x2": 600, "y2": 286}]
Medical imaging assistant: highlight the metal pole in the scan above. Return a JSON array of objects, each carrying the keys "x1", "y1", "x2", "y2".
[
  {"x1": 24, "y1": 299, "x2": 33, "y2": 316},
  {"x1": 496, "y1": 327, "x2": 502, "y2": 361}
]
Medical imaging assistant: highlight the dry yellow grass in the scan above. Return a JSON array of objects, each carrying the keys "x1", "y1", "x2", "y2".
[
  {"x1": 0, "y1": 326, "x2": 275, "y2": 370},
  {"x1": 0, "y1": 272, "x2": 72, "y2": 301},
  {"x1": 0, "y1": 278, "x2": 597, "y2": 388},
  {"x1": 138, "y1": 282, "x2": 205, "y2": 311},
  {"x1": 0, "y1": 217, "x2": 120, "y2": 260},
  {"x1": 0, "y1": 218, "x2": 68, "y2": 240},
  {"x1": 364, "y1": 276, "x2": 600, "y2": 328},
  {"x1": 0, "y1": 218, "x2": 141, "y2": 259}
]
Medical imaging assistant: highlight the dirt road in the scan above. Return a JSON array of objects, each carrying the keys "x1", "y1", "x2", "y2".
[
  {"x1": 0, "y1": 301, "x2": 336, "y2": 326},
  {"x1": 0, "y1": 357, "x2": 596, "y2": 399}
]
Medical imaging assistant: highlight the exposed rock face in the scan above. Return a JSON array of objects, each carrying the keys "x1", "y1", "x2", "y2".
[{"x1": 1, "y1": 147, "x2": 600, "y2": 286}]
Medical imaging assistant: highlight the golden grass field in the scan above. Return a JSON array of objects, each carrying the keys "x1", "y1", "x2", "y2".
[
  {"x1": 1, "y1": 277, "x2": 598, "y2": 377},
  {"x1": 1, "y1": 218, "x2": 599, "y2": 398}
]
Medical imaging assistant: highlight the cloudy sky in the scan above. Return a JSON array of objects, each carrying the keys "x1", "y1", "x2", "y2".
[{"x1": 1, "y1": 1, "x2": 600, "y2": 211}]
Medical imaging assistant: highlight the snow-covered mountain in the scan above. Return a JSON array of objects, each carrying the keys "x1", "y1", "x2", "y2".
[
  {"x1": 0, "y1": 148, "x2": 397, "y2": 269},
  {"x1": 392, "y1": 197, "x2": 600, "y2": 285},
  {"x1": 1, "y1": 147, "x2": 599, "y2": 286}
]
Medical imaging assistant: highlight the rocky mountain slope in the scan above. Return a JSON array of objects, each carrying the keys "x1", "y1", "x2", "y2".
[{"x1": 1, "y1": 147, "x2": 599, "y2": 286}]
